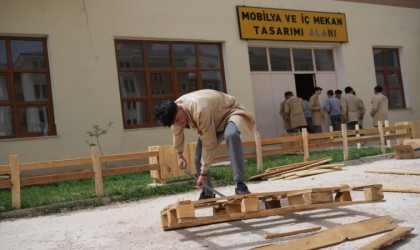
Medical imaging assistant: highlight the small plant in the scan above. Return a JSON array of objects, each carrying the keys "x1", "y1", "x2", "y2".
[{"x1": 85, "y1": 121, "x2": 113, "y2": 156}]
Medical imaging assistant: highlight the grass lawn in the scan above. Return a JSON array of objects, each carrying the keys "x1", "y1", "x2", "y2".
[{"x1": 0, "y1": 147, "x2": 390, "y2": 213}]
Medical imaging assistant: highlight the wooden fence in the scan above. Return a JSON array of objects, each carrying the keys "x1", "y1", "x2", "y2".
[{"x1": 0, "y1": 120, "x2": 415, "y2": 210}]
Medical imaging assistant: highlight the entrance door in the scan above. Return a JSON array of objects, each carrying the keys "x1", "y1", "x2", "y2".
[
  {"x1": 251, "y1": 73, "x2": 295, "y2": 139},
  {"x1": 294, "y1": 74, "x2": 315, "y2": 101}
]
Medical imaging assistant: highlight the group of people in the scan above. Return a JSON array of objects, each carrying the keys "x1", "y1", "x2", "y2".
[
  {"x1": 153, "y1": 86, "x2": 389, "y2": 200},
  {"x1": 280, "y1": 85, "x2": 389, "y2": 134}
]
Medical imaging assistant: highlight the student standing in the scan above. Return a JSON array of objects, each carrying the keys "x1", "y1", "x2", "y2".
[
  {"x1": 309, "y1": 87, "x2": 325, "y2": 133},
  {"x1": 324, "y1": 90, "x2": 342, "y2": 131},
  {"x1": 284, "y1": 91, "x2": 307, "y2": 132},
  {"x1": 370, "y1": 85, "x2": 389, "y2": 127}
]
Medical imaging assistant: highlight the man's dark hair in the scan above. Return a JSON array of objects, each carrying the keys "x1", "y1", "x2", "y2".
[
  {"x1": 154, "y1": 100, "x2": 178, "y2": 127},
  {"x1": 344, "y1": 86, "x2": 353, "y2": 94},
  {"x1": 374, "y1": 85, "x2": 383, "y2": 93},
  {"x1": 335, "y1": 89, "x2": 342, "y2": 94},
  {"x1": 313, "y1": 87, "x2": 323, "y2": 92},
  {"x1": 284, "y1": 91, "x2": 293, "y2": 98},
  {"x1": 327, "y1": 90, "x2": 334, "y2": 96}
]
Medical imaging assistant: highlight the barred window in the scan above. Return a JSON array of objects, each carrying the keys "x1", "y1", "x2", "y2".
[
  {"x1": 115, "y1": 40, "x2": 226, "y2": 128},
  {"x1": 0, "y1": 37, "x2": 55, "y2": 139}
]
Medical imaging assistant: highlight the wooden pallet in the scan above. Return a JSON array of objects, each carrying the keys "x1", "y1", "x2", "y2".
[{"x1": 161, "y1": 184, "x2": 384, "y2": 231}]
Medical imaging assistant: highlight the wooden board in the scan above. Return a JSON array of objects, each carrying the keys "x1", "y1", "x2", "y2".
[
  {"x1": 262, "y1": 226, "x2": 322, "y2": 239},
  {"x1": 253, "y1": 216, "x2": 398, "y2": 250},
  {"x1": 365, "y1": 170, "x2": 420, "y2": 175},
  {"x1": 359, "y1": 226, "x2": 414, "y2": 250}
]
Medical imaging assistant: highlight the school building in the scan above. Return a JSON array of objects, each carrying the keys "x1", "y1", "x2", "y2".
[{"x1": 1, "y1": 0, "x2": 419, "y2": 163}]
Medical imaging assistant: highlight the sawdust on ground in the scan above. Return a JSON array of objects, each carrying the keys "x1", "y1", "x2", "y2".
[{"x1": 1, "y1": 157, "x2": 419, "y2": 250}]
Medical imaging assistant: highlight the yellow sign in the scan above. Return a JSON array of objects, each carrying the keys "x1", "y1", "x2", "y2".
[{"x1": 237, "y1": 6, "x2": 348, "y2": 42}]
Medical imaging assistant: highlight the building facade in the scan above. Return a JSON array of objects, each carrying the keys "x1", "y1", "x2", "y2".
[{"x1": 1, "y1": 0, "x2": 419, "y2": 163}]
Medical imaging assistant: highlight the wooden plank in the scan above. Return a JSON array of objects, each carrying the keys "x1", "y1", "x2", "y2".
[
  {"x1": 91, "y1": 146, "x2": 104, "y2": 197},
  {"x1": 265, "y1": 158, "x2": 330, "y2": 173},
  {"x1": 176, "y1": 202, "x2": 195, "y2": 219},
  {"x1": 378, "y1": 121, "x2": 386, "y2": 154},
  {"x1": 261, "y1": 146, "x2": 304, "y2": 157},
  {"x1": 100, "y1": 151, "x2": 159, "y2": 163},
  {"x1": 364, "y1": 186, "x2": 384, "y2": 201},
  {"x1": 307, "y1": 131, "x2": 342, "y2": 140},
  {"x1": 302, "y1": 128, "x2": 309, "y2": 161},
  {"x1": 341, "y1": 123, "x2": 349, "y2": 161},
  {"x1": 255, "y1": 131, "x2": 263, "y2": 171},
  {"x1": 334, "y1": 191, "x2": 352, "y2": 202},
  {"x1": 148, "y1": 146, "x2": 161, "y2": 181},
  {"x1": 262, "y1": 226, "x2": 322, "y2": 239},
  {"x1": 0, "y1": 180, "x2": 12, "y2": 188},
  {"x1": 382, "y1": 187, "x2": 420, "y2": 193},
  {"x1": 253, "y1": 216, "x2": 397, "y2": 250},
  {"x1": 0, "y1": 165, "x2": 10, "y2": 174},
  {"x1": 261, "y1": 135, "x2": 302, "y2": 145},
  {"x1": 20, "y1": 157, "x2": 92, "y2": 171},
  {"x1": 241, "y1": 197, "x2": 259, "y2": 212},
  {"x1": 101, "y1": 164, "x2": 160, "y2": 176},
  {"x1": 359, "y1": 227, "x2": 414, "y2": 250},
  {"x1": 10, "y1": 155, "x2": 21, "y2": 209},
  {"x1": 268, "y1": 158, "x2": 333, "y2": 181},
  {"x1": 365, "y1": 170, "x2": 420, "y2": 175},
  {"x1": 409, "y1": 120, "x2": 420, "y2": 139},
  {"x1": 288, "y1": 169, "x2": 339, "y2": 179},
  {"x1": 19, "y1": 171, "x2": 94, "y2": 186},
  {"x1": 384, "y1": 120, "x2": 391, "y2": 148}
]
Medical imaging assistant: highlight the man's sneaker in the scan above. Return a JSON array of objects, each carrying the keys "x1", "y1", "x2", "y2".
[
  {"x1": 235, "y1": 182, "x2": 251, "y2": 195},
  {"x1": 198, "y1": 190, "x2": 215, "y2": 200}
]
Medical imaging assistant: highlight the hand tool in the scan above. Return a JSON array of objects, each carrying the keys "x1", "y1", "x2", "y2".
[{"x1": 181, "y1": 163, "x2": 225, "y2": 197}]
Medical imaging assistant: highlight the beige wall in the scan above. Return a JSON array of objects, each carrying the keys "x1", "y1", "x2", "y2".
[{"x1": 0, "y1": 0, "x2": 419, "y2": 163}]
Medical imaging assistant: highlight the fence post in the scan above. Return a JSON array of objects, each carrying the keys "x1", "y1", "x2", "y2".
[
  {"x1": 10, "y1": 155, "x2": 21, "y2": 209},
  {"x1": 341, "y1": 123, "x2": 349, "y2": 161},
  {"x1": 91, "y1": 146, "x2": 104, "y2": 197},
  {"x1": 355, "y1": 124, "x2": 361, "y2": 149},
  {"x1": 378, "y1": 121, "x2": 386, "y2": 154},
  {"x1": 384, "y1": 120, "x2": 391, "y2": 148},
  {"x1": 255, "y1": 131, "x2": 263, "y2": 171},
  {"x1": 329, "y1": 126, "x2": 335, "y2": 150},
  {"x1": 302, "y1": 128, "x2": 309, "y2": 161}
]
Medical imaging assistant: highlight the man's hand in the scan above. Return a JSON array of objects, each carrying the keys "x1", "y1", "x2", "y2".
[
  {"x1": 177, "y1": 153, "x2": 186, "y2": 169},
  {"x1": 196, "y1": 173, "x2": 207, "y2": 188}
]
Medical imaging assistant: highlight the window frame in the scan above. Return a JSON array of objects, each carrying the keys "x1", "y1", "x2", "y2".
[
  {"x1": 248, "y1": 47, "x2": 335, "y2": 73},
  {"x1": 373, "y1": 48, "x2": 406, "y2": 109},
  {"x1": 0, "y1": 36, "x2": 56, "y2": 139},
  {"x1": 115, "y1": 40, "x2": 226, "y2": 129}
]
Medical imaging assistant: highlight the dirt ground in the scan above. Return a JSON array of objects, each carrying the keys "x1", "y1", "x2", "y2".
[{"x1": 1, "y1": 156, "x2": 419, "y2": 250}]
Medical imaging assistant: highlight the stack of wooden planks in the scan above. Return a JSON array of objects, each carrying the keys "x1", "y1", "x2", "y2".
[
  {"x1": 249, "y1": 157, "x2": 342, "y2": 181},
  {"x1": 160, "y1": 184, "x2": 384, "y2": 231}
]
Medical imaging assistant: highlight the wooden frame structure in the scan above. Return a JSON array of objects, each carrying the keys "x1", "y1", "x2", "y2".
[{"x1": 160, "y1": 184, "x2": 384, "y2": 231}]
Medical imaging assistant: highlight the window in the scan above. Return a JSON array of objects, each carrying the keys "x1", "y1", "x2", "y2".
[
  {"x1": 269, "y1": 48, "x2": 292, "y2": 71},
  {"x1": 115, "y1": 40, "x2": 226, "y2": 128},
  {"x1": 314, "y1": 49, "x2": 335, "y2": 71},
  {"x1": 248, "y1": 47, "x2": 334, "y2": 72},
  {"x1": 0, "y1": 37, "x2": 55, "y2": 138},
  {"x1": 248, "y1": 47, "x2": 268, "y2": 71},
  {"x1": 373, "y1": 48, "x2": 405, "y2": 109},
  {"x1": 292, "y1": 49, "x2": 313, "y2": 71}
]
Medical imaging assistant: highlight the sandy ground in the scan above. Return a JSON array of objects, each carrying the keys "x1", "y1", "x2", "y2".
[{"x1": 1, "y1": 157, "x2": 419, "y2": 250}]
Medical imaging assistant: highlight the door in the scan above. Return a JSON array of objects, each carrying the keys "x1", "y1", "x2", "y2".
[
  {"x1": 251, "y1": 73, "x2": 295, "y2": 139},
  {"x1": 294, "y1": 74, "x2": 315, "y2": 101}
]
